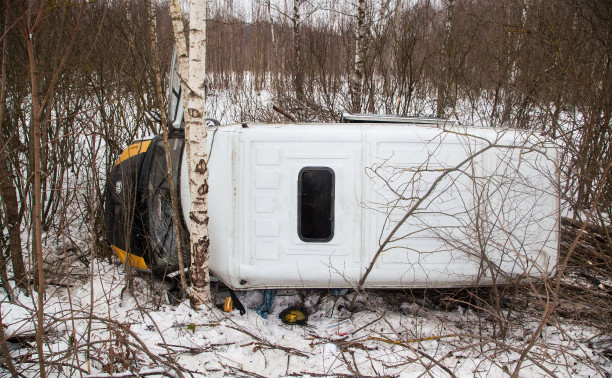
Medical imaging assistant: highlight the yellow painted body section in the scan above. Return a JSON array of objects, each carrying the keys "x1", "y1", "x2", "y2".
[
  {"x1": 114, "y1": 140, "x2": 152, "y2": 166},
  {"x1": 112, "y1": 245, "x2": 148, "y2": 270}
]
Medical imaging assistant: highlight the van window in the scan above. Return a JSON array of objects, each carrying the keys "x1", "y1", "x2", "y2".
[
  {"x1": 298, "y1": 167, "x2": 334, "y2": 242},
  {"x1": 167, "y1": 50, "x2": 184, "y2": 130}
]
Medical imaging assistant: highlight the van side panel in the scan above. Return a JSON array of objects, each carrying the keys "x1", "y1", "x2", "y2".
[
  {"x1": 237, "y1": 126, "x2": 363, "y2": 288},
  {"x1": 478, "y1": 131, "x2": 559, "y2": 280},
  {"x1": 364, "y1": 127, "x2": 558, "y2": 288},
  {"x1": 364, "y1": 126, "x2": 480, "y2": 287},
  {"x1": 200, "y1": 124, "x2": 559, "y2": 290}
]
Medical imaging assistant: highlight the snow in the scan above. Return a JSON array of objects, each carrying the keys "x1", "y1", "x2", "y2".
[{"x1": 1, "y1": 258, "x2": 610, "y2": 377}]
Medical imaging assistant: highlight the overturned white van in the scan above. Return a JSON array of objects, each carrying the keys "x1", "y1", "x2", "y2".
[
  {"x1": 105, "y1": 112, "x2": 559, "y2": 290},
  {"x1": 191, "y1": 118, "x2": 558, "y2": 289},
  {"x1": 105, "y1": 51, "x2": 558, "y2": 290}
]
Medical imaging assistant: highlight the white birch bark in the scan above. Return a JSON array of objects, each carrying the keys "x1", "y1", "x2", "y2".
[
  {"x1": 293, "y1": 0, "x2": 304, "y2": 103},
  {"x1": 168, "y1": 0, "x2": 212, "y2": 308},
  {"x1": 436, "y1": 0, "x2": 455, "y2": 118},
  {"x1": 268, "y1": 0, "x2": 279, "y2": 84},
  {"x1": 351, "y1": 0, "x2": 366, "y2": 113},
  {"x1": 185, "y1": 0, "x2": 211, "y2": 308},
  {"x1": 169, "y1": 0, "x2": 189, "y2": 95}
]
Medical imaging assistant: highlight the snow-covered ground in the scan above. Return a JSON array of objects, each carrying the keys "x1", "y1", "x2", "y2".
[{"x1": 1, "y1": 257, "x2": 610, "y2": 377}]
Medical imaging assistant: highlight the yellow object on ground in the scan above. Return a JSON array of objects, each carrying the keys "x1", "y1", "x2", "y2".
[
  {"x1": 112, "y1": 245, "x2": 148, "y2": 270},
  {"x1": 224, "y1": 297, "x2": 234, "y2": 312},
  {"x1": 281, "y1": 308, "x2": 307, "y2": 324}
]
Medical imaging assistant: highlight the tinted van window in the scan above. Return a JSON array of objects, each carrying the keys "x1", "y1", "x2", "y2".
[{"x1": 298, "y1": 167, "x2": 334, "y2": 242}]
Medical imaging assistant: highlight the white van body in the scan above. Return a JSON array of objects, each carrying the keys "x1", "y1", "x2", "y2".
[{"x1": 180, "y1": 122, "x2": 559, "y2": 290}]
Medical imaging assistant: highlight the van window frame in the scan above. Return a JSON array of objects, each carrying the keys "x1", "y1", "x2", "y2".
[{"x1": 297, "y1": 166, "x2": 335, "y2": 243}]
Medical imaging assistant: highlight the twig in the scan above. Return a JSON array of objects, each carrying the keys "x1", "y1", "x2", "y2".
[
  {"x1": 226, "y1": 325, "x2": 310, "y2": 357},
  {"x1": 351, "y1": 312, "x2": 386, "y2": 335},
  {"x1": 84, "y1": 367, "x2": 170, "y2": 378},
  {"x1": 220, "y1": 363, "x2": 267, "y2": 378},
  {"x1": 225, "y1": 324, "x2": 263, "y2": 342},
  {"x1": 297, "y1": 372, "x2": 393, "y2": 378},
  {"x1": 156, "y1": 343, "x2": 212, "y2": 355},
  {"x1": 272, "y1": 104, "x2": 297, "y2": 122},
  {"x1": 174, "y1": 323, "x2": 221, "y2": 328},
  {"x1": 252, "y1": 342, "x2": 310, "y2": 358},
  {"x1": 367, "y1": 334, "x2": 457, "y2": 346}
]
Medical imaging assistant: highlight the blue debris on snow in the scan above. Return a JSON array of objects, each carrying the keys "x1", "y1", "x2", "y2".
[{"x1": 254, "y1": 289, "x2": 276, "y2": 319}]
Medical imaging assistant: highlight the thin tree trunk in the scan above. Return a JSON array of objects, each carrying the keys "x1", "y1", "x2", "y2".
[
  {"x1": 169, "y1": 0, "x2": 189, "y2": 88},
  {"x1": 502, "y1": 0, "x2": 530, "y2": 126},
  {"x1": 0, "y1": 216, "x2": 14, "y2": 301},
  {"x1": 25, "y1": 26, "x2": 48, "y2": 378},
  {"x1": 0, "y1": 146, "x2": 26, "y2": 292},
  {"x1": 86, "y1": 135, "x2": 97, "y2": 373},
  {"x1": 293, "y1": 0, "x2": 304, "y2": 105},
  {"x1": 0, "y1": 313, "x2": 19, "y2": 378},
  {"x1": 0, "y1": 9, "x2": 26, "y2": 291},
  {"x1": 436, "y1": 0, "x2": 455, "y2": 118},
  {"x1": 351, "y1": 0, "x2": 366, "y2": 114},
  {"x1": 267, "y1": 0, "x2": 279, "y2": 89}
]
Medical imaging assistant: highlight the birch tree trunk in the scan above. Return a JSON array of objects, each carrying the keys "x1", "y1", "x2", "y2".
[
  {"x1": 436, "y1": 0, "x2": 455, "y2": 118},
  {"x1": 169, "y1": 0, "x2": 212, "y2": 308},
  {"x1": 169, "y1": 0, "x2": 189, "y2": 84},
  {"x1": 292, "y1": 0, "x2": 304, "y2": 104},
  {"x1": 351, "y1": 0, "x2": 366, "y2": 113},
  {"x1": 268, "y1": 0, "x2": 279, "y2": 88},
  {"x1": 186, "y1": 0, "x2": 211, "y2": 308}
]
